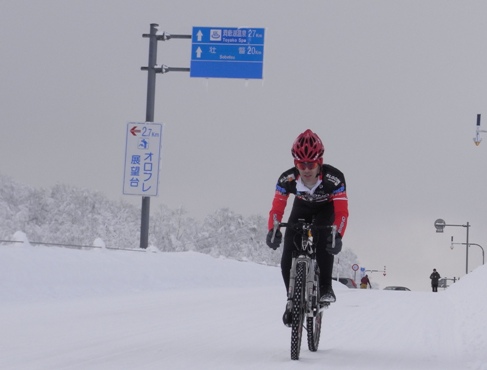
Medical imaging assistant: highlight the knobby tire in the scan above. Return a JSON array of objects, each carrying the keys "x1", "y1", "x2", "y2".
[
  {"x1": 290, "y1": 261, "x2": 306, "y2": 360},
  {"x1": 307, "y1": 311, "x2": 322, "y2": 351},
  {"x1": 307, "y1": 271, "x2": 323, "y2": 352}
]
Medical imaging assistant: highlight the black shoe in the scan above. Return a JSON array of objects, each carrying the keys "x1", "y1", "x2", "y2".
[
  {"x1": 319, "y1": 285, "x2": 336, "y2": 303},
  {"x1": 282, "y1": 299, "x2": 292, "y2": 327}
]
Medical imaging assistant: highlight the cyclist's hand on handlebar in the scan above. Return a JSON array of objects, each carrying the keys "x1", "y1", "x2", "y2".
[
  {"x1": 266, "y1": 229, "x2": 282, "y2": 250},
  {"x1": 326, "y1": 233, "x2": 342, "y2": 255}
]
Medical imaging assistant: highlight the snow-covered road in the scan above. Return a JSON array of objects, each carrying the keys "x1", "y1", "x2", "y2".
[{"x1": 1, "y1": 245, "x2": 486, "y2": 369}]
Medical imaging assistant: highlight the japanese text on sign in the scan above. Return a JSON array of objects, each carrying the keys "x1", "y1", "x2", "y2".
[
  {"x1": 123, "y1": 122, "x2": 163, "y2": 196},
  {"x1": 190, "y1": 26, "x2": 265, "y2": 79}
]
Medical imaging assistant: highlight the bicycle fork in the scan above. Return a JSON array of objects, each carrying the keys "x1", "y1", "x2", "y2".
[
  {"x1": 306, "y1": 258, "x2": 321, "y2": 317},
  {"x1": 288, "y1": 256, "x2": 320, "y2": 317}
]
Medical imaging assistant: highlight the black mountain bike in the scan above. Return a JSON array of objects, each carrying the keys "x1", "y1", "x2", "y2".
[{"x1": 272, "y1": 217, "x2": 337, "y2": 360}]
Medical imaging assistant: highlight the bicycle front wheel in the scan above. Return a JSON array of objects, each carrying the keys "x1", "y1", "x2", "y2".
[{"x1": 290, "y1": 261, "x2": 306, "y2": 360}]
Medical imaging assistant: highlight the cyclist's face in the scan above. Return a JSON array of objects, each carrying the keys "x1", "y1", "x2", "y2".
[{"x1": 297, "y1": 163, "x2": 320, "y2": 181}]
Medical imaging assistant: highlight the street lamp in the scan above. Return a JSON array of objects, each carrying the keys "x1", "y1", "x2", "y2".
[
  {"x1": 450, "y1": 236, "x2": 485, "y2": 266},
  {"x1": 434, "y1": 219, "x2": 470, "y2": 274}
]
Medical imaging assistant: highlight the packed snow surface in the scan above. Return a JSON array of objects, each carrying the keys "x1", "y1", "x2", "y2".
[{"x1": 1, "y1": 242, "x2": 486, "y2": 369}]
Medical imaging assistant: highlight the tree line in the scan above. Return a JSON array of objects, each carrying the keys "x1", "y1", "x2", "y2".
[{"x1": 0, "y1": 173, "x2": 359, "y2": 276}]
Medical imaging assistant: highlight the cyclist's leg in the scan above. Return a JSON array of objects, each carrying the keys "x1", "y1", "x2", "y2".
[
  {"x1": 281, "y1": 199, "x2": 312, "y2": 291},
  {"x1": 281, "y1": 201, "x2": 311, "y2": 326},
  {"x1": 317, "y1": 249, "x2": 334, "y2": 288},
  {"x1": 281, "y1": 225, "x2": 298, "y2": 326},
  {"x1": 315, "y1": 241, "x2": 335, "y2": 302},
  {"x1": 281, "y1": 231, "x2": 294, "y2": 293},
  {"x1": 314, "y1": 207, "x2": 336, "y2": 302}
]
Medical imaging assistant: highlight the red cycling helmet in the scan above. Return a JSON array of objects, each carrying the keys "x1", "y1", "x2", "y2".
[{"x1": 291, "y1": 129, "x2": 324, "y2": 162}]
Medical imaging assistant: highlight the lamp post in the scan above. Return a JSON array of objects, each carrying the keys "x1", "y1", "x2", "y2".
[
  {"x1": 450, "y1": 236, "x2": 484, "y2": 266},
  {"x1": 434, "y1": 219, "x2": 470, "y2": 274}
]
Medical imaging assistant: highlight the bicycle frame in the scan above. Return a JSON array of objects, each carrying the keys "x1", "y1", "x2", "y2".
[
  {"x1": 285, "y1": 220, "x2": 336, "y2": 317},
  {"x1": 271, "y1": 216, "x2": 337, "y2": 360}
]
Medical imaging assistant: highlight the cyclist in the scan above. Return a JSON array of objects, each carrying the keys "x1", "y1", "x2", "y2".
[{"x1": 266, "y1": 129, "x2": 349, "y2": 326}]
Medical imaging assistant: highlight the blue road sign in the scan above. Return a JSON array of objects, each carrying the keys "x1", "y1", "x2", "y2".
[{"x1": 190, "y1": 27, "x2": 265, "y2": 79}]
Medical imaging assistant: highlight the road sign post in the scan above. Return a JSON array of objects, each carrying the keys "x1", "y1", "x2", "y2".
[
  {"x1": 134, "y1": 24, "x2": 265, "y2": 249},
  {"x1": 352, "y1": 263, "x2": 359, "y2": 282}
]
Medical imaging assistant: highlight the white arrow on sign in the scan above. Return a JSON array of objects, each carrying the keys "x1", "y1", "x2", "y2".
[
  {"x1": 196, "y1": 47, "x2": 202, "y2": 58},
  {"x1": 197, "y1": 30, "x2": 203, "y2": 41}
]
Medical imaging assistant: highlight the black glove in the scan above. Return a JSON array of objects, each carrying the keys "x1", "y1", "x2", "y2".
[
  {"x1": 326, "y1": 233, "x2": 342, "y2": 255},
  {"x1": 266, "y1": 229, "x2": 282, "y2": 250}
]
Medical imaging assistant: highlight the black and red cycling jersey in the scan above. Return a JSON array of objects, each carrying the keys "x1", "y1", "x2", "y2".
[{"x1": 267, "y1": 164, "x2": 349, "y2": 236}]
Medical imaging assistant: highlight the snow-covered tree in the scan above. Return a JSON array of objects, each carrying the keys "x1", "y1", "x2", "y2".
[{"x1": 0, "y1": 173, "x2": 360, "y2": 269}]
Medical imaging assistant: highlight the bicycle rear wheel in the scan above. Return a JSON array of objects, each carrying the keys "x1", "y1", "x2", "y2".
[
  {"x1": 290, "y1": 261, "x2": 306, "y2": 360},
  {"x1": 307, "y1": 276, "x2": 323, "y2": 351},
  {"x1": 307, "y1": 311, "x2": 322, "y2": 351}
]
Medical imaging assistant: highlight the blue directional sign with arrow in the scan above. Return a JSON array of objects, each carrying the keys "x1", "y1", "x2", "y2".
[{"x1": 190, "y1": 27, "x2": 265, "y2": 79}]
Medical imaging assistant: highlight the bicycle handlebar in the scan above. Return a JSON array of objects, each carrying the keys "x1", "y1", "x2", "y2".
[{"x1": 270, "y1": 214, "x2": 337, "y2": 248}]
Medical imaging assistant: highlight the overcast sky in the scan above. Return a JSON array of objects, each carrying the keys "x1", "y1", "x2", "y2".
[{"x1": 1, "y1": 0, "x2": 487, "y2": 291}]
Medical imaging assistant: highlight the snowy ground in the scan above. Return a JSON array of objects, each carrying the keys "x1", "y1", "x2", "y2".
[{"x1": 1, "y1": 242, "x2": 486, "y2": 370}]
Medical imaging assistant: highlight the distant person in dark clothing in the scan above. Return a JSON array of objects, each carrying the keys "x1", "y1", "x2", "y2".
[
  {"x1": 360, "y1": 274, "x2": 371, "y2": 289},
  {"x1": 430, "y1": 269, "x2": 441, "y2": 292}
]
